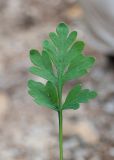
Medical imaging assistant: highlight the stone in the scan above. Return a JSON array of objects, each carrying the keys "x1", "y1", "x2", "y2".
[
  {"x1": 64, "y1": 138, "x2": 79, "y2": 150},
  {"x1": 0, "y1": 92, "x2": 9, "y2": 121},
  {"x1": 75, "y1": 120, "x2": 99, "y2": 144},
  {"x1": 63, "y1": 150, "x2": 73, "y2": 160},
  {"x1": 109, "y1": 147, "x2": 114, "y2": 157},
  {"x1": 103, "y1": 100, "x2": 114, "y2": 114},
  {"x1": 63, "y1": 119, "x2": 99, "y2": 144},
  {"x1": 74, "y1": 148, "x2": 90, "y2": 160},
  {"x1": 63, "y1": 119, "x2": 76, "y2": 137},
  {"x1": 65, "y1": 4, "x2": 83, "y2": 19},
  {"x1": 0, "y1": 57, "x2": 5, "y2": 74},
  {"x1": 90, "y1": 155, "x2": 101, "y2": 160},
  {"x1": 65, "y1": 0, "x2": 77, "y2": 4}
]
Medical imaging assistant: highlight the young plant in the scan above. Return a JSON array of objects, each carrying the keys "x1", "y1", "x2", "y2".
[{"x1": 28, "y1": 22, "x2": 97, "y2": 160}]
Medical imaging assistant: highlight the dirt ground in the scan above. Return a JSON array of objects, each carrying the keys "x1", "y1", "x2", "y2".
[{"x1": 0, "y1": 0, "x2": 114, "y2": 160}]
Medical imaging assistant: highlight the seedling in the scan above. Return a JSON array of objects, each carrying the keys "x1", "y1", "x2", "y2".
[{"x1": 28, "y1": 22, "x2": 97, "y2": 160}]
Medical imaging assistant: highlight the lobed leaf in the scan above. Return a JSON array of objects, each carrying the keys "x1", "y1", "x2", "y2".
[
  {"x1": 64, "y1": 41, "x2": 85, "y2": 66},
  {"x1": 29, "y1": 49, "x2": 57, "y2": 83},
  {"x1": 42, "y1": 50, "x2": 53, "y2": 73},
  {"x1": 45, "y1": 81, "x2": 58, "y2": 105},
  {"x1": 29, "y1": 49, "x2": 43, "y2": 67},
  {"x1": 28, "y1": 22, "x2": 97, "y2": 112},
  {"x1": 28, "y1": 80, "x2": 58, "y2": 111},
  {"x1": 63, "y1": 56, "x2": 95, "y2": 82},
  {"x1": 62, "y1": 84, "x2": 97, "y2": 110},
  {"x1": 29, "y1": 66, "x2": 56, "y2": 83},
  {"x1": 43, "y1": 23, "x2": 92, "y2": 83},
  {"x1": 43, "y1": 40, "x2": 58, "y2": 66},
  {"x1": 56, "y1": 23, "x2": 69, "y2": 38},
  {"x1": 65, "y1": 31, "x2": 77, "y2": 49}
]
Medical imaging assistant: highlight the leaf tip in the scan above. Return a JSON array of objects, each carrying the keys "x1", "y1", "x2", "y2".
[
  {"x1": 29, "y1": 49, "x2": 38, "y2": 56},
  {"x1": 56, "y1": 22, "x2": 69, "y2": 35},
  {"x1": 76, "y1": 41, "x2": 85, "y2": 49},
  {"x1": 27, "y1": 79, "x2": 33, "y2": 87},
  {"x1": 91, "y1": 91, "x2": 97, "y2": 98}
]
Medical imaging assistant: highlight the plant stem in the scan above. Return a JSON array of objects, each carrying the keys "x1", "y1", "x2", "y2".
[
  {"x1": 58, "y1": 110, "x2": 63, "y2": 160},
  {"x1": 57, "y1": 71, "x2": 63, "y2": 160}
]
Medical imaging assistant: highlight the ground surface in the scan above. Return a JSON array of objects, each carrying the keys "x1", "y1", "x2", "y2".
[{"x1": 0, "y1": 0, "x2": 114, "y2": 160}]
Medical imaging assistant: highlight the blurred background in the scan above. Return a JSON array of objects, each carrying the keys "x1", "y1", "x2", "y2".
[{"x1": 0, "y1": 0, "x2": 114, "y2": 160}]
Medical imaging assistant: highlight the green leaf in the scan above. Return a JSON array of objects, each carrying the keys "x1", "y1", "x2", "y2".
[
  {"x1": 28, "y1": 79, "x2": 45, "y2": 91},
  {"x1": 43, "y1": 24, "x2": 86, "y2": 80},
  {"x1": 63, "y1": 102, "x2": 80, "y2": 110},
  {"x1": 49, "y1": 32, "x2": 60, "y2": 49},
  {"x1": 29, "y1": 66, "x2": 56, "y2": 83},
  {"x1": 46, "y1": 23, "x2": 69, "y2": 72},
  {"x1": 28, "y1": 80, "x2": 58, "y2": 111},
  {"x1": 62, "y1": 84, "x2": 97, "y2": 110},
  {"x1": 63, "y1": 56, "x2": 95, "y2": 82},
  {"x1": 29, "y1": 49, "x2": 56, "y2": 83},
  {"x1": 29, "y1": 49, "x2": 43, "y2": 67},
  {"x1": 64, "y1": 41, "x2": 85, "y2": 67},
  {"x1": 43, "y1": 40, "x2": 58, "y2": 65},
  {"x1": 42, "y1": 50, "x2": 53, "y2": 73},
  {"x1": 28, "y1": 22, "x2": 97, "y2": 112},
  {"x1": 64, "y1": 84, "x2": 82, "y2": 104},
  {"x1": 76, "y1": 89, "x2": 97, "y2": 103},
  {"x1": 56, "y1": 23, "x2": 69, "y2": 38},
  {"x1": 45, "y1": 81, "x2": 58, "y2": 105},
  {"x1": 65, "y1": 31, "x2": 77, "y2": 49}
]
